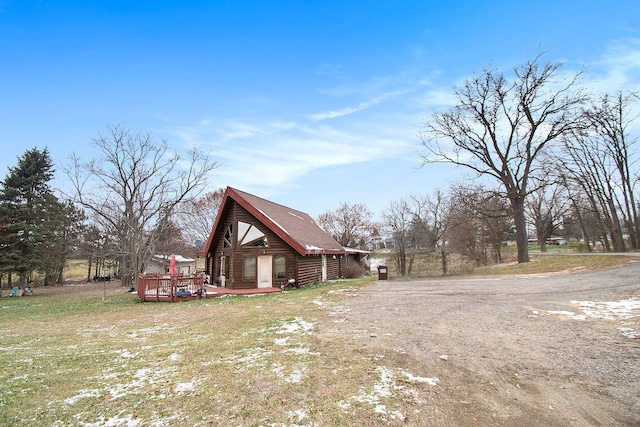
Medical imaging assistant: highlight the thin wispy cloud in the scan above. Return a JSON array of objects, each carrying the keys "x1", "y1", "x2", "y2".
[
  {"x1": 575, "y1": 38, "x2": 640, "y2": 95},
  {"x1": 171, "y1": 108, "x2": 415, "y2": 196},
  {"x1": 309, "y1": 90, "x2": 409, "y2": 121}
]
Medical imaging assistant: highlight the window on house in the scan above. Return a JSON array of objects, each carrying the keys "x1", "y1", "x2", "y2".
[
  {"x1": 243, "y1": 256, "x2": 256, "y2": 281},
  {"x1": 274, "y1": 255, "x2": 286, "y2": 279},
  {"x1": 224, "y1": 224, "x2": 233, "y2": 248},
  {"x1": 238, "y1": 221, "x2": 268, "y2": 247}
]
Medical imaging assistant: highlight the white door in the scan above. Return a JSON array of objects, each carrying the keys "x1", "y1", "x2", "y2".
[
  {"x1": 258, "y1": 256, "x2": 272, "y2": 288},
  {"x1": 220, "y1": 256, "x2": 226, "y2": 287},
  {"x1": 321, "y1": 254, "x2": 327, "y2": 282}
]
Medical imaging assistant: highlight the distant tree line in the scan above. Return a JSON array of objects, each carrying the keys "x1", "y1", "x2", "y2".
[
  {"x1": 0, "y1": 126, "x2": 218, "y2": 290},
  {"x1": 320, "y1": 54, "x2": 639, "y2": 276}
]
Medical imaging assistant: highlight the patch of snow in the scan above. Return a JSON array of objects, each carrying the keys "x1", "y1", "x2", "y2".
[
  {"x1": 541, "y1": 297, "x2": 639, "y2": 339},
  {"x1": 353, "y1": 366, "x2": 394, "y2": 405},
  {"x1": 374, "y1": 404, "x2": 387, "y2": 414},
  {"x1": 548, "y1": 310, "x2": 576, "y2": 316},
  {"x1": 272, "y1": 362, "x2": 306, "y2": 383},
  {"x1": 283, "y1": 346, "x2": 318, "y2": 356},
  {"x1": 174, "y1": 380, "x2": 196, "y2": 394},
  {"x1": 276, "y1": 318, "x2": 314, "y2": 335},
  {"x1": 64, "y1": 389, "x2": 101, "y2": 405},
  {"x1": 571, "y1": 298, "x2": 640, "y2": 320},
  {"x1": 113, "y1": 349, "x2": 137, "y2": 359},
  {"x1": 135, "y1": 325, "x2": 167, "y2": 335},
  {"x1": 618, "y1": 327, "x2": 640, "y2": 339},
  {"x1": 287, "y1": 368, "x2": 304, "y2": 384},
  {"x1": 274, "y1": 337, "x2": 290, "y2": 346},
  {"x1": 230, "y1": 347, "x2": 273, "y2": 366},
  {"x1": 402, "y1": 371, "x2": 439, "y2": 386},
  {"x1": 258, "y1": 209, "x2": 288, "y2": 234},
  {"x1": 288, "y1": 211, "x2": 305, "y2": 221},
  {"x1": 337, "y1": 400, "x2": 351, "y2": 412},
  {"x1": 390, "y1": 410, "x2": 405, "y2": 420},
  {"x1": 288, "y1": 408, "x2": 308, "y2": 423},
  {"x1": 103, "y1": 367, "x2": 170, "y2": 400}
]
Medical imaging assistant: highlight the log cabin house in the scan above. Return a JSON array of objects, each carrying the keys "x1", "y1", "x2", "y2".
[{"x1": 197, "y1": 187, "x2": 368, "y2": 290}]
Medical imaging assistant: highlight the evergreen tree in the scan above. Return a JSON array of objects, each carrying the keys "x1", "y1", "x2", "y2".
[
  {"x1": 0, "y1": 148, "x2": 70, "y2": 285},
  {"x1": 40, "y1": 200, "x2": 86, "y2": 285}
]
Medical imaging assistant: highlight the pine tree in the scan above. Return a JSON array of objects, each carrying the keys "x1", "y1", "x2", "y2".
[{"x1": 0, "y1": 148, "x2": 71, "y2": 285}]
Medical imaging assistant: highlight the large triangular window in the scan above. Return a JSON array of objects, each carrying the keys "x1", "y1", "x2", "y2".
[{"x1": 238, "y1": 221, "x2": 268, "y2": 247}]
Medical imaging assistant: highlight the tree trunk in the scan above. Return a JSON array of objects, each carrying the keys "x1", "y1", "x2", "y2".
[
  {"x1": 511, "y1": 198, "x2": 530, "y2": 263},
  {"x1": 441, "y1": 247, "x2": 447, "y2": 275},
  {"x1": 538, "y1": 232, "x2": 547, "y2": 253},
  {"x1": 607, "y1": 199, "x2": 626, "y2": 252},
  {"x1": 87, "y1": 254, "x2": 92, "y2": 283},
  {"x1": 580, "y1": 226, "x2": 592, "y2": 252},
  {"x1": 407, "y1": 251, "x2": 414, "y2": 276}
]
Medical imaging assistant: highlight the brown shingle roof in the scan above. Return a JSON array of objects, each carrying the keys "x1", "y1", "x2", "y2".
[{"x1": 201, "y1": 187, "x2": 346, "y2": 256}]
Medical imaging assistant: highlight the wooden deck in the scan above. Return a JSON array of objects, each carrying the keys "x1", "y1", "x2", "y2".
[{"x1": 137, "y1": 274, "x2": 281, "y2": 302}]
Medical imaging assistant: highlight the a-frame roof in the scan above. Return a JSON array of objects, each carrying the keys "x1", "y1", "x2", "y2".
[{"x1": 200, "y1": 187, "x2": 346, "y2": 256}]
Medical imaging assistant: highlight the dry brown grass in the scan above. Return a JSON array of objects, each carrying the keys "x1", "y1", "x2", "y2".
[
  {"x1": 2, "y1": 254, "x2": 636, "y2": 425},
  {"x1": 2, "y1": 277, "x2": 412, "y2": 426},
  {"x1": 378, "y1": 249, "x2": 638, "y2": 279},
  {"x1": 472, "y1": 254, "x2": 638, "y2": 275}
]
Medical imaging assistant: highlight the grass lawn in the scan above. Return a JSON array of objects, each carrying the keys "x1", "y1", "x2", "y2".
[
  {"x1": 0, "y1": 254, "x2": 636, "y2": 426},
  {"x1": 1, "y1": 276, "x2": 426, "y2": 426},
  {"x1": 376, "y1": 247, "x2": 637, "y2": 279},
  {"x1": 472, "y1": 254, "x2": 637, "y2": 275}
]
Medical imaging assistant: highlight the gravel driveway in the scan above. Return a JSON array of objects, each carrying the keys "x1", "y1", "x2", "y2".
[{"x1": 318, "y1": 261, "x2": 640, "y2": 426}]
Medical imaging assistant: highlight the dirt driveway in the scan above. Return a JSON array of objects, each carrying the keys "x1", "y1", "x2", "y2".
[{"x1": 318, "y1": 261, "x2": 640, "y2": 426}]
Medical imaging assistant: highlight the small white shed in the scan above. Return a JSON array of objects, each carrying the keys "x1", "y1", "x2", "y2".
[{"x1": 144, "y1": 254, "x2": 196, "y2": 275}]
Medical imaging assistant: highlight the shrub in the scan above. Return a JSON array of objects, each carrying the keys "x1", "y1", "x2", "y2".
[{"x1": 343, "y1": 263, "x2": 366, "y2": 279}]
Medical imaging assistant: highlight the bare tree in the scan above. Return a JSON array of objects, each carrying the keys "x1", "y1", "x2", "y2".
[
  {"x1": 420, "y1": 54, "x2": 587, "y2": 263},
  {"x1": 526, "y1": 171, "x2": 569, "y2": 252},
  {"x1": 410, "y1": 191, "x2": 451, "y2": 274},
  {"x1": 382, "y1": 198, "x2": 414, "y2": 276},
  {"x1": 65, "y1": 125, "x2": 218, "y2": 287},
  {"x1": 318, "y1": 202, "x2": 374, "y2": 249},
  {"x1": 559, "y1": 129, "x2": 627, "y2": 252},
  {"x1": 585, "y1": 91, "x2": 640, "y2": 249},
  {"x1": 447, "y1": 185, "x2": 513, "y2": 265},
  {"x1": 175, "y1": 188, "x2": 225, "y2": 249}
]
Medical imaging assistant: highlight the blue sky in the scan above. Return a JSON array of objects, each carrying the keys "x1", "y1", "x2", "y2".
[{"x1": 1, "y1": 1, "x2": 639, "y2": 220}]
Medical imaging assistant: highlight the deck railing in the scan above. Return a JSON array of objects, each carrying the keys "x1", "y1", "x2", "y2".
[{"x1": 137, "y1": 274, "x2": 205, "y2": 302}]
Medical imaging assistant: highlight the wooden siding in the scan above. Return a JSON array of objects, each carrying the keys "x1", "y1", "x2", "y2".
[
  {"x1": 294, "y1": 255, "x2": 341, "y2": 286},
  {"x1": 296, "y1": 255, "x2": 323, "y2": 286},
  {"x1": 327, "y1": 255, "x2": 340, "y2": 279},
  {"x1": 206, "y1": 201, "x2": 300, "y2": 290}
]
